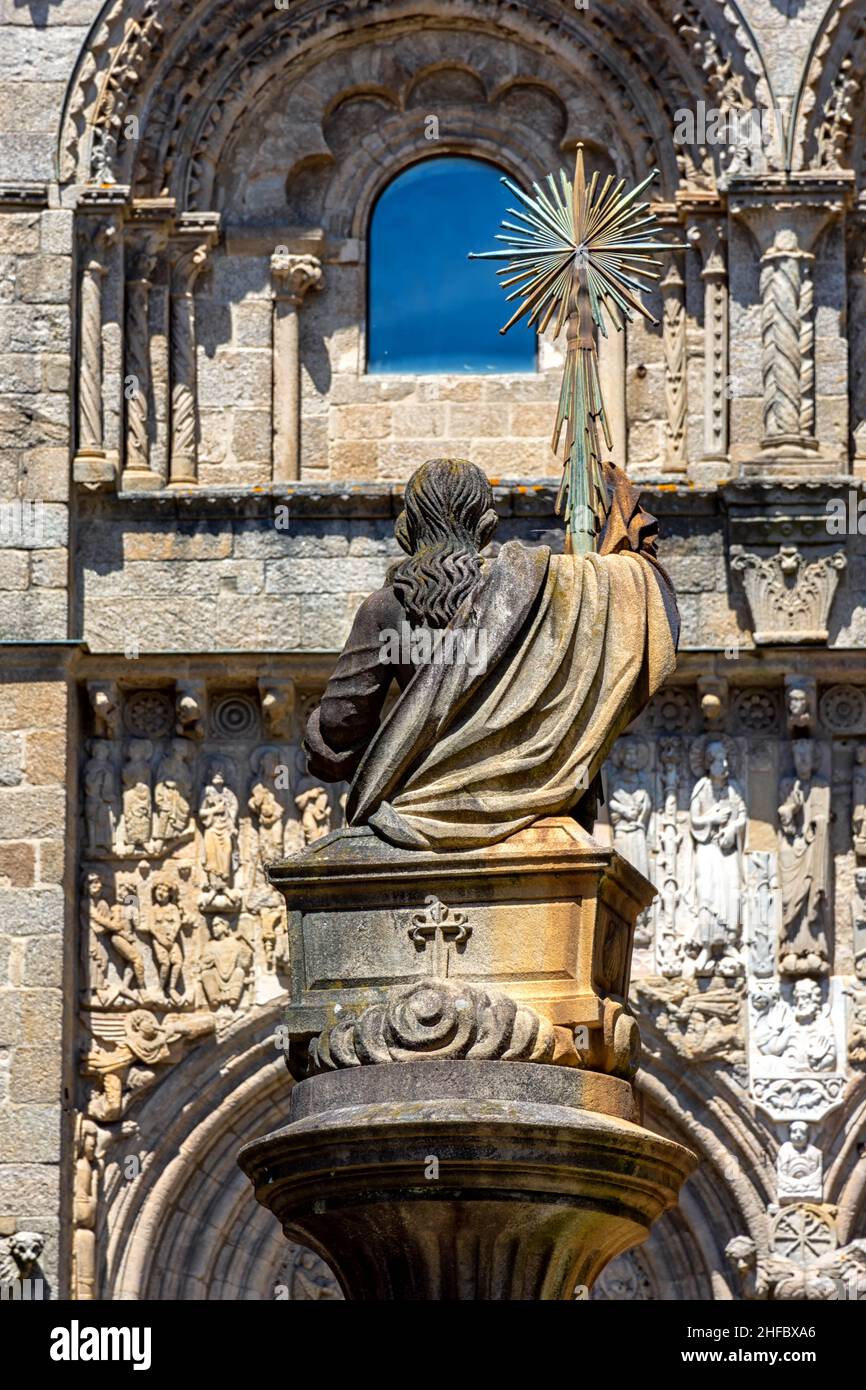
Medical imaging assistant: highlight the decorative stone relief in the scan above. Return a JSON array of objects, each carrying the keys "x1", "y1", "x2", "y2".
[
  {"x1": 748, "y1": 977, "x2": 846, "y2": 1122},
  {"x1": 687, "y1": 736, "x2": 747, "y2": 978},
  {"x1": 776, "y1": 1121, "x2": 823, "y2": 1204},
  {"x1": 731, "y1": 546, "x2": 846, "y2": 644},
  {"x1": 77, "y1": 681, "x2": 343, "y2": 1130},
  {"x1": 777, "y1": 740, "x2": 831, "y2": 976},
  {"x1": 726, "y1": 1205, "x2": 866, "y2": 1299},
  {"x1": 0, "y1": 1231, "x2": 46, "y2": 1292}
]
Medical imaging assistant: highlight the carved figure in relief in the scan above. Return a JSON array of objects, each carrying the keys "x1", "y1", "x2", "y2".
[
  {"x1": 777, "y1": 740, "x2": 830, "y2": 975},
  {"x1": 786, "y1": 686, "x2": 811, "y2": 732},
  {"x1": 147, "y1": 879, "x2": 186, "y2": 1003},
  {"x1": 73, "y1": 1118, "x2": 100, "y2": 1300},
  {"x1": 746, "y1": 851, "x2": 778, "y2": 976},
  {"x1": 608, "y1": 738, "x2": 653, "y2": 943},
  {"x1": 110, "y1": 882, "x2": 148, "y2": 998},
  {"x1": 849, "y1": 994, "x2": 866, "y2": 1065},
  {"x1": 688, "y1": 739, "x2": 746, "y2": 973},
  {"x1": 249, "y1": 748, "x2": 286, "y2": 878},
  {"x1": 83, "y1": 1010, "x2": 215, "y2": 1120},
  {"x1": 777, "y1": 1121, "x2": 823, "y2": 1203},
  {"x1": 852, "y1": 867, "x2": 866, "y2": 981},
  {"x1": 200, "y1": 916, "x2": 253, "y2": 1010},
  {"x1": 82, "y1": 870, "x2": 114, "y2": 999},
  {"x1": 752, "y1": 978, "x2": 837, "y2": 1075},
  {"x1": 121, "y1": 740, "x2": 154, "y2": 852},
  {"x1": 853, "y1": 745, "x2": 866, "y2": 858},
  {"x1": 295, "y1": 782, "x2": 331, "y2": 844},
  {"x1": 83, "y1": 740, "x2": 119, "y2": 853},
  {"x1": 199, "y1": 763, "x2": 238, "y2": 884},
  {"x1": 153, "y1": 739, "x2": 194, "y2": 849}
]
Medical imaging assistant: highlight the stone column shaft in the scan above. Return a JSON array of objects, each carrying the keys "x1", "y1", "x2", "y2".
[{"x1": 270, "y1": 251, "x2": 322, "y2": 483}]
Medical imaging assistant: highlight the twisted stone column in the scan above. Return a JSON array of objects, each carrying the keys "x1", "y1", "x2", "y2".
[
  {"x1": 760, "y1": 230, "x2": 811, "y2": 442},
  {"x1": 74, "y1": 221, "x2": 117, "y2": 482},
  {"x1": 122, "y1": 238, "x2": 160, "y2": 489},
  {"x1": 270, "y1": 251, "x2": 322, "y2": 483}
]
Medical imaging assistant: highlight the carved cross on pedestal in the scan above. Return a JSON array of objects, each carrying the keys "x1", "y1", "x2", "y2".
[{"x1": 407, "y1": 896, "x2": 472, "y2": 977}]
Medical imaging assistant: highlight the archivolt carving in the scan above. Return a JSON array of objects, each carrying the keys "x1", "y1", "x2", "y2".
[
  {"x1": 59, "y1": 0, "x2": 770, "y2": 206},
  {"x1": 792, "y1": 0, "x2": 866, "y2": 174}
]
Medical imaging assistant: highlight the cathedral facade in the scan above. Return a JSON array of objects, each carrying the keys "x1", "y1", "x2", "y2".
[{"x1": 1, "y1": 0, "x2": 866, "y2": 1300}]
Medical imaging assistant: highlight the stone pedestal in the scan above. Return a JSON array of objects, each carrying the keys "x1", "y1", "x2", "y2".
[
  {"x1": 239, "y1": 817, "x2": 697, "y2": 1299},
  {"x1": 239, "y1": 1061, "x2": 696, "y2": 1300}
]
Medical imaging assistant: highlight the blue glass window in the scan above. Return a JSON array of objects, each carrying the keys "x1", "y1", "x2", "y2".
[{"x1": 367, "y1": 156, "x2": 536, "y2": 374}]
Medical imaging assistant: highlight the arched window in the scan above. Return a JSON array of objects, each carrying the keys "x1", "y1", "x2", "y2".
[{"x1": 367, "y1": 156, "x2": 536, "y2": 374}]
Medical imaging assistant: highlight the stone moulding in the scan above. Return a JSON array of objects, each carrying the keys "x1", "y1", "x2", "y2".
[{"x1": 268, "y1": 816, "x2": 654, "y2": 1081}]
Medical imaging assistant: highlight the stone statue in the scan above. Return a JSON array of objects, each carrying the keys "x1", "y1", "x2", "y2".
[
  {"x1": 200, "y1": 916, "x2": 252, "y2": 1010},
  {"x1": 153, "y1": 738, "x2": 194, "y2": 849},
  {"x1": 688, "y1": 738, "x2": 746, "y2": 974},
  {"x1": 121, "y1": 739, "x2": 154, "y2": 853},
  {"x1": 777, "y1": 740, "x2": 831, "y2": 975},
  {"x1": 777, "y1": 1121, "x2": 823, "y2": 1203},
  {"x1": 81, "y1": 870, "x2": 114, "y2": 1000},
  {"x1": 199, "y1": 762, "x2": 238, "y2": 885},
  {"x1": 147, "y1": 878, "x2": 186, "y2": 1003},
  {"x1": 853, "y1": 744, "x2": 866, "y2": 858},
  {"x1": 83, "y1": 740, "x2": 119, "y2": 854},
  {"x1": 73, "y1": 1118, "x2": 100, "y2": 1300},
  {"x1": 304, "y1": 458, "x2": 678, "y2": 850}
]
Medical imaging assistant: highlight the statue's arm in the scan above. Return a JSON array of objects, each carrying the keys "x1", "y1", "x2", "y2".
[{"x1": 304, "y1": 586, "x2": 405, "y2": 783}]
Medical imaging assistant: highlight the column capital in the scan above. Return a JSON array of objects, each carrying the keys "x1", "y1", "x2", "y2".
[{"x1": 270, "y1": 249, "x2": 323, "y2": 306}]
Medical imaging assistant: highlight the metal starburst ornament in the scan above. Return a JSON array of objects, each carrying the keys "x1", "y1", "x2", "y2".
[{"x1": 470, "y1": 145, "x2": 680, "y2": 553}]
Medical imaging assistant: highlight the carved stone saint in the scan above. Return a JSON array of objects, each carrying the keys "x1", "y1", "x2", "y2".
[
  {"x1": 688, "y1": 739, "x2": 746, "y2": 974},
  {"x1": 777, "y1": 1121, "x2": 823, "y2": 1203},
  {"x1": 785, "y1": 684, "x2": 813, "y2": 735},
  {"x1": 83, "y1": 740, "x2": 119, "y2": 854},
  {"x1": 852, "y1": 745, "x2": 866, "y2": 859},
  {"x1": 73, "y1": 1118, "x2": 100, "y2": 1300},
  {"x1": 153, "y1": 739, "x2": 194, "y2": 850},
  {"x1": 199, "y1": 762, "x2": 239, "y2": 885},
  {"x1": 200, "y1": 916, "x2": 253, "y2": 1011},
  {"x1": 304, "y1": 459, "x2": 678, "y2": 850},
  {"x1": 751, "y1": 977, "x2": 837, "y2": 1075},
  {"x1": 110, "y1": 882, "x2": 148, "y2": 999},
  {"x1": 777, "y1": 740, "x2": 831, "y2": 976},
  {"x1": 121, "y1": 740, "x2": 154, "y2": 853}
]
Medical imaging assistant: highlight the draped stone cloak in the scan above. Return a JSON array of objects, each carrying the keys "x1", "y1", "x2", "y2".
[{"x1": 307, "y1": 470, "x2": 679, "y2": 851}]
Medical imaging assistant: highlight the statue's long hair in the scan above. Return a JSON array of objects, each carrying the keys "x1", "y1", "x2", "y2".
[{"x1": 390, "y1": 459, "x2": 498, "y2": 627}]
